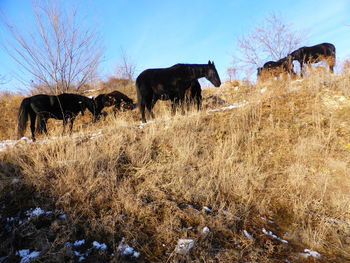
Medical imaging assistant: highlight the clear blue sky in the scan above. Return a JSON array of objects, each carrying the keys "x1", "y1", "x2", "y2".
[{"x1": 0, "y1": 0, "x2": 349, "y2": 92}]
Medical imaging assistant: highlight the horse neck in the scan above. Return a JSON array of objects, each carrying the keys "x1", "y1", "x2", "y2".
[
  {"x1": 84, "y1": 97, "x2": 96, "y2": 115},
  {"x1": 94, "y1": 95, "x2": 105, "y2": 112},
  {"x1": 182, "y1": 64, "x2": 209, "y2": 79}
]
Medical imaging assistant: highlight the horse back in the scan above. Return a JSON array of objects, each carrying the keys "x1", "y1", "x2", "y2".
[{"x1": 108, "y1": 91, "x2": 133, "y2": 103}]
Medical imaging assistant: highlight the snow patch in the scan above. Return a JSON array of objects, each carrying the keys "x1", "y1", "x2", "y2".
[
  {"x1": 25, "y1": 207, "x2": 53, "y2": 218},
  {"x1": 202, "y1": 226, "x2": 210, "y2": 235},
  {"x1": 117, "y1": 238, "x2": 140, "y2": 258},
  {"x1": 261, "y1": 216, "x2": 274, "y2": 224},
  {"x1": 73, "y1": 240, "x2": 85, "y2": 247},
  {"x1": 300, "y1": 249, "x2": 322, "y2": 258},
  {"x1": 92, "y1": 241, "x2": 107, "y2": 250},
  {"x1": 209, "y1": 101, "x2": 249, "y2": 112},
  {"x1": 243, "y1": 230, "x2": 254, "y2": 240},
  {"x1": 262, "y1": 228, "x2": 288, "y2": 244},
  {"x1": 175, "y1": 239, "x2": 195, "y2": 255},
  {"x1": 16, "y1": 249, "x2": 40, "y2": 263}
]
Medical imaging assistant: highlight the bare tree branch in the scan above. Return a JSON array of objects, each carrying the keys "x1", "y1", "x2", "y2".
[
  {"x1": 115, "y1": 49, "x2": 137, "y2": 81},
  {"x1": 1, "y1": 0, "x2": 103, "y2": 93},
  {"x1": 234, "y1": 13, "x2": 306, "y2": 79}
]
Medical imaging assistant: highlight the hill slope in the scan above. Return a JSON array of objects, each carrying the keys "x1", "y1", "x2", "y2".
[{"x1": 1, "y1": 73, "x2": 350, "y2": 262}]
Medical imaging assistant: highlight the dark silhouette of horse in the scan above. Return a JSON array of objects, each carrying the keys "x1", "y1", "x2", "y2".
[
  {"x1": 17, "y1": 93, "x2": 97, "y2": 141},
  {"x1": 184, "y1": 79, "x2": 202, "y2": 111},
  {"x1": 94, "y1": 90, "x2": 136, "y2": 119},
  {"x1": 136, "y1": 61, "x2": 221, "y2": 123},
  {"x1": 257, "y1": 57, "x2": 295, "y2": 81},
  {"x1": 288, "y1": 43, "x2": 336, "y2": 76}
]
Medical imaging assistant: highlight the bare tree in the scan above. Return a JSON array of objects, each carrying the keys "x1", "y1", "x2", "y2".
[
  {"x1": 115, "y1": 49, "x2": 137, "y2": 81},
  {"x1": 2, "y1": 0, "x2": 103, "y2": 93},
  {"x1": 0, "y1": 74, "x2": 7, "y2": 85},
  {"x1": 234, "y1": 13, "x2": 306, "y2": 79}
]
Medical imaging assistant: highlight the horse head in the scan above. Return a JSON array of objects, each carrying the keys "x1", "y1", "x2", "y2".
[
  {"x1": 206, "y1": 61, "x2": 221, "y2": 87},
  {"x1": 288, "y1": 48, "x2": 304, "y2": 62},
  {"x1": 257, "y1": 67, "x2": 263, "y2": 77},
  {"x1": 121, "y1": 100, "x2": 137, "y2": 111}
]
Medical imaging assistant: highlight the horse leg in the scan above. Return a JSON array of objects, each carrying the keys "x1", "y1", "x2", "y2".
[
  {"x1": 146, "y1": 99, "x2": 155, "y2": 120},
  {"x1": 179, "y1": 97, "x2": 185, "y2": 115},
  {"x1": 37, "y1": 116, "x2": 48, "y2": 135},
  {"x1": 196, "y1": 95, "x2": 202, "y2": 111},
  {"x1": 62, "y1": 117, "x2": 67, "y2": 135},
  {"x1": 140, "y1": 101, "x2": 147, "y2": 123},
  {"x1": 69, "y1": 117, "x2": 75, "y2": 134},
  {"x1": 171, "y1": 98, "x2": 178, "y2": 115},
  {"x1": 300, "y1": 63, "x2": 304, "y2": 77},
  {"x1": 29, "y1": 113, "x2": 37, "y2": 141}
]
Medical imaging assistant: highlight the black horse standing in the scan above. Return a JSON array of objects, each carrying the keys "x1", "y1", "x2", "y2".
[
  {"x1": 136, "y1": 61, "x2": 221, "y2": 123},
  {"x1": 288, "y1": 43, "x2": 336, "y2": 76},
  {"x1": 17, "y1": 93, "x2": 97, "y2": 141}
]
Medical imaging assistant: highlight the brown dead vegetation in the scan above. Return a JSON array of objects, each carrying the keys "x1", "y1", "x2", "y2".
[{"x1": 1, "y1": 72, "x2": 350, "y2": 262}]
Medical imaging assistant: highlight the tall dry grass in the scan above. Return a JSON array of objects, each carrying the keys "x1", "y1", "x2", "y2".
[{"x1": 1, "y1": 72, "x2": 350, "y2": 262}]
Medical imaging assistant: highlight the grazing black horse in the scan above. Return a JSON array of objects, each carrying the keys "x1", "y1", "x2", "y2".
[
  {"x1": 257, "y1": 57, "x2": 295, "y2": 81},
  {"x1": 136, "y1": 61, "x2": 221, "y2": 123},
  {"x1": 288, "y1": 43, "x2": 336, "y2": 76},
  {"x1": 17, "y1": 93, "x2": 97, "y2": 141},
  {"x1": 94, "y1": 90, "x2": 136, "y2": 118}
]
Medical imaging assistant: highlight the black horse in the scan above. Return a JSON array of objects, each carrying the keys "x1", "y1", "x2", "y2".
[
  {"x1": 17, "y1": 93, "x2": 97, "y2": 141},
  {"x1": 288, "y1": 43, "x2": 336, "y2": 76},
  {"x1": 136, "y1": 61, "x2": 221, "y2": 123},
  {"x1": 94, "y1": 90, "x2": 136, "y2": 119},
  {"x1": 257, "y1": 57, "x2": 295, "y2": 81}
]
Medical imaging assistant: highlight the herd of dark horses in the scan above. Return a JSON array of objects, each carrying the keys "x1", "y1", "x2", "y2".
[
  {"x1": 17, "y1": 61, "x2": 219, "y2": 140},
  {"x1": 257, "y1": 42, "x2": 336, "y2": 80},
  {"x1": 17, "y1": 43, "x2": 336, "y2": 141}
]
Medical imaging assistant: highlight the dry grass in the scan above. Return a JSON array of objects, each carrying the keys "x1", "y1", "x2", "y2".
[{"x1": 1, "y1": 72, "x2": 350, "y2": 262}]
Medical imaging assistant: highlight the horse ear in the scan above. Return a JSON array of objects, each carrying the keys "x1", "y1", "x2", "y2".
[{"x1": 208, "y1": 60, "x2": 211, "y2": 65}]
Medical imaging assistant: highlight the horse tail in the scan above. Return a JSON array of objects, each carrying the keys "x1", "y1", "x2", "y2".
[
  {"x1": 17, "y1": 97, "x2": 31, "y2": 139},
  {"x1": 135, "y1": 78, "x2": 143, "y2": 110}
]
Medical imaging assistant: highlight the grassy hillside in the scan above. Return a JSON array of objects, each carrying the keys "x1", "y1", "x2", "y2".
[{"x1": 1, "y1": 72, "x2": 350, "y2": 262}]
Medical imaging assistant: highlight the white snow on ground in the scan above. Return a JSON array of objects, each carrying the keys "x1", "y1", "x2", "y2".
[
  {"x1": 208, "y1": 100, "x2": 249, "y2": 112},
  {"x1": 0, "y1": 138, "x2": 26, "y2": 152},
  {"x1": 73, "y1": 240, "x2": 85, "y2": 247},
  {"x1": 16, "y1": 249, "x2": 40, "y2": 263},
  {"x1": 82, "y1": 89, "x2": 98, "y2": 94},
  {"x1": 134, "y1": 120, "x2": 154, "y2": 129},
  {"x1": 257, "y1": 87, "x2": 267, "y2": 93},
  {"x1": 117, "y1": 238, "x2": 140, "y2": 258},
  {"x1": 73, "y1": 250, "x2": 88, "y2": 262},
  {"x1": 175, "y1": 239, "x2": 195, "y2": 255},
  {"x1": 262, "y1": 228, "x2": 288, "y2": 244},
  {"x1": 25, "y1": 207, "x2": 53, "y2": 218},
  {"x1": 243, "y1": 230, "x2": 254, "y2": 240},
  {"x1": 300, "y1": 249, "x2": 322, "y2": 258},
  {"x1": 92, "y1": 241, "x2": 107, "y2": 250},
  {"x1": 202, "y1": 206, "x2": 212, "y2": 213},
  {"x1": 260, "y1": 217, "x2": 274, "y2": 224},
  {"x1": 202, "y1": 226, "x2": 210, "y2": 235}
]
